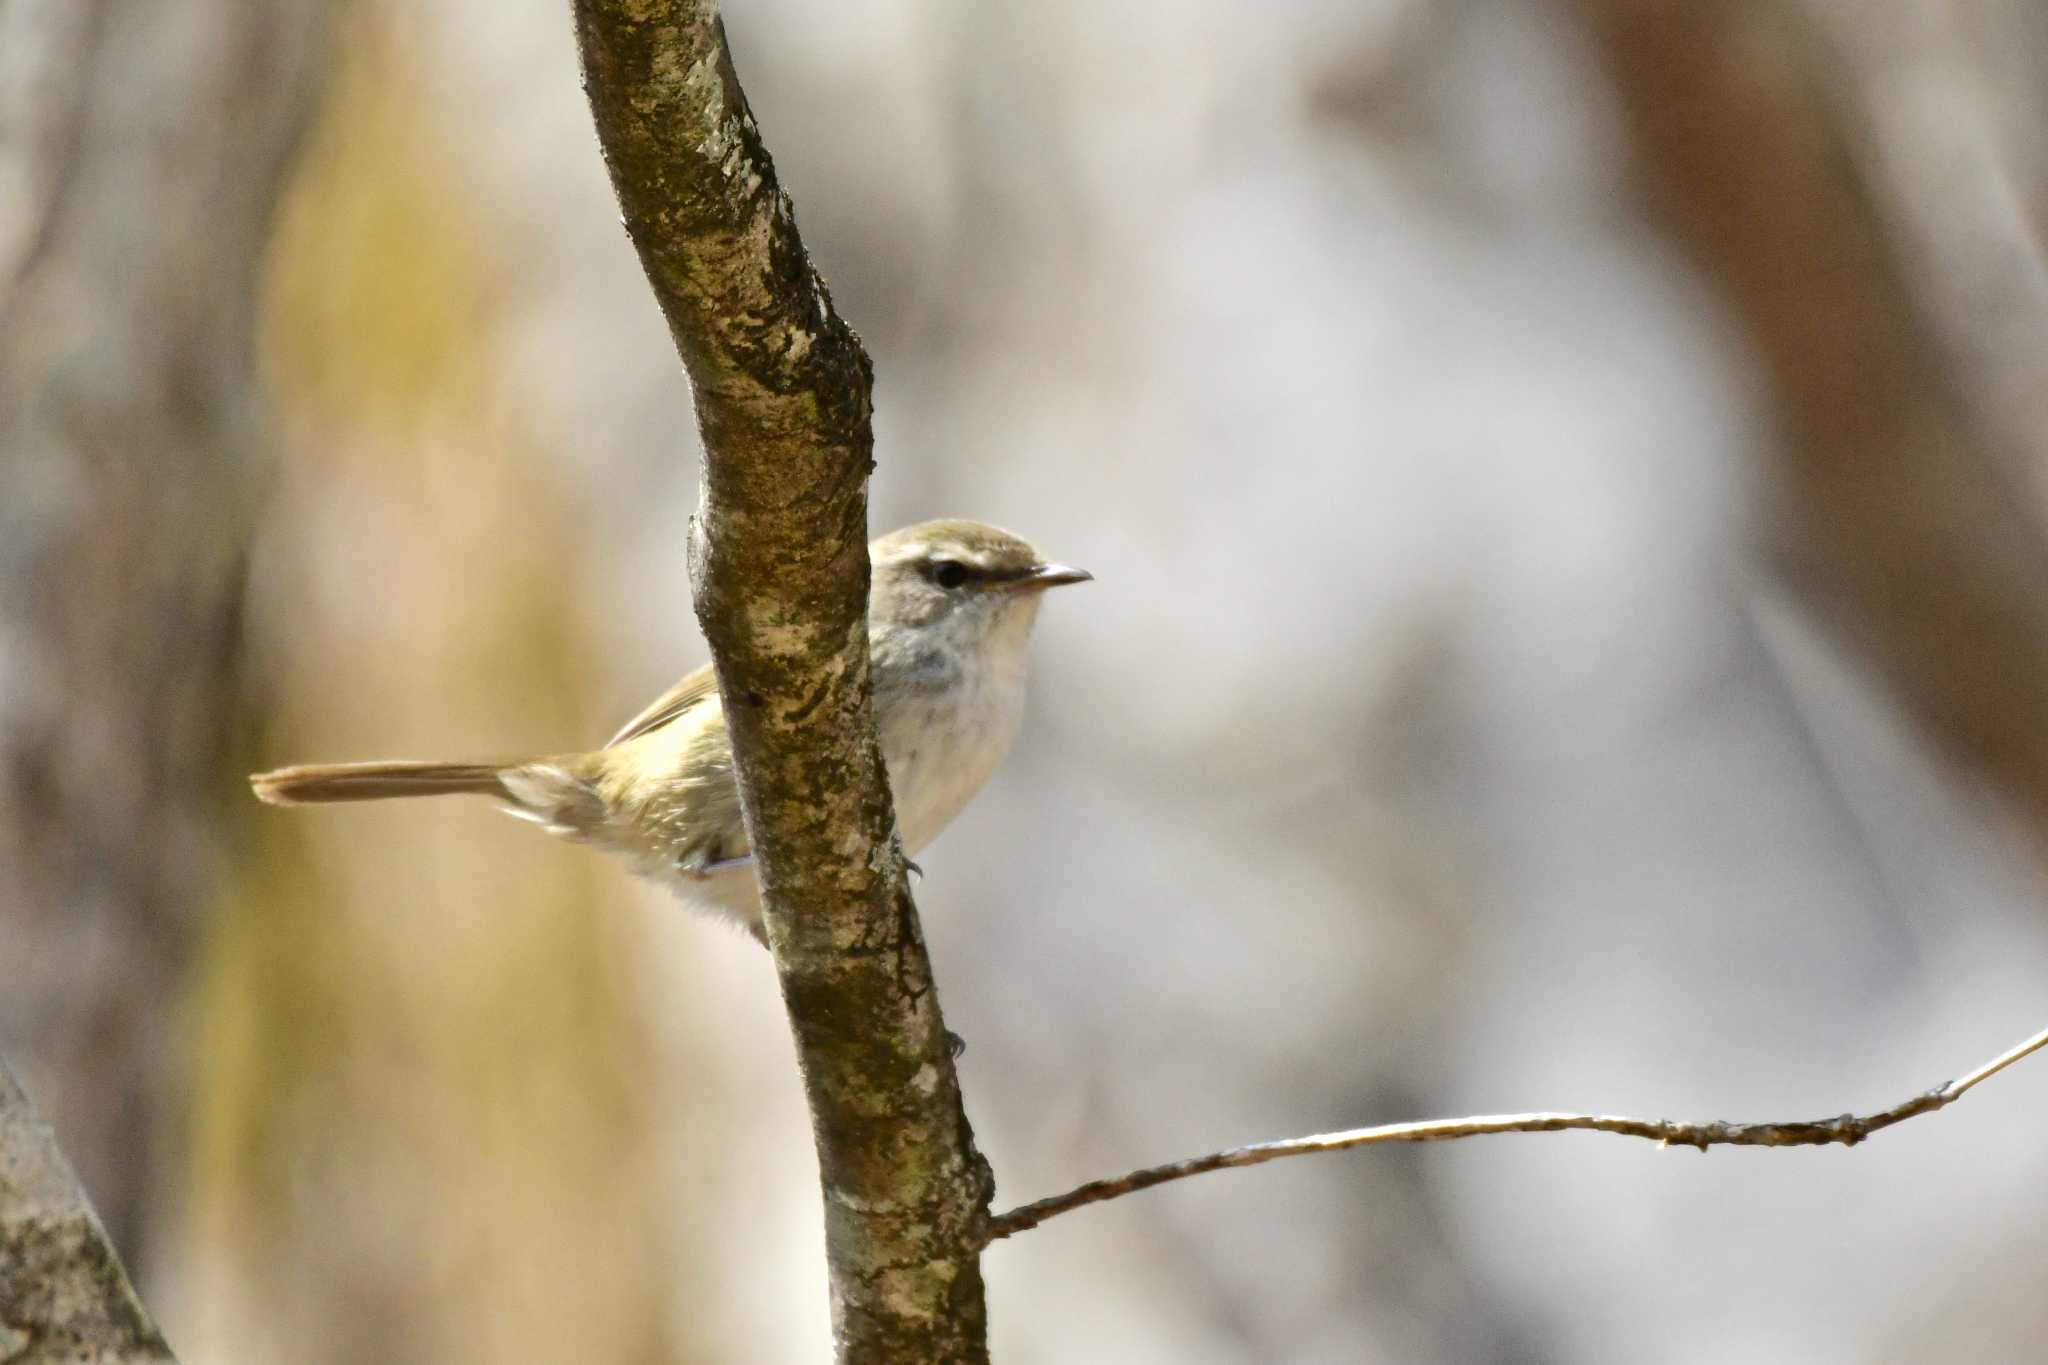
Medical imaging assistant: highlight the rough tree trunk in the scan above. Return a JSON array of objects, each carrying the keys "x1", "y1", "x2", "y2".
[
  {"x1": 572, "y1": 4, "x2": 995, "y2": 1361},
  {"x1": 0, "y1": 1061, "x2": 176, "y2": 1362}
]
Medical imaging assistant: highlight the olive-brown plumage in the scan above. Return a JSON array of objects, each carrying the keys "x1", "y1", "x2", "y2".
[{"x1": 251, "y1": 520, "x2": 1089, "y2": 939}]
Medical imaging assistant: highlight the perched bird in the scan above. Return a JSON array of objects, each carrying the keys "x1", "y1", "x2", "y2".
[{"x1": 250, "y1": 519, "x2": 1090, "y2": 940}]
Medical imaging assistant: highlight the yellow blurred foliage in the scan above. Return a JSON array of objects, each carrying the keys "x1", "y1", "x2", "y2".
[{"x1": 174, "y1": 12, "x2": 706, "y2": 1363}]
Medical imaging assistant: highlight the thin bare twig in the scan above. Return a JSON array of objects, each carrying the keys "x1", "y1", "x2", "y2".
[{"x1": 985, "y1": 1022, "x2": 2048, "y2": 1242}]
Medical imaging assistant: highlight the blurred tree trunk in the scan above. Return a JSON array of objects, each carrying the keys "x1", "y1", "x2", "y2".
[
  {"x1": 1813, "y1": 0, "x2": 2048, "y2": 511},
  {"x1": 1573, "y1": 0, "x2": 2048, "y2": 841},
  {"x1": 0, "y1": 0, "x2": 330, "y2": 1261}
]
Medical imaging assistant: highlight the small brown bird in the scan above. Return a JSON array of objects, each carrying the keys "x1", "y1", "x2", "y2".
[{"x1": 251, "y1": 520, "x2": 1090, "y2": 939}]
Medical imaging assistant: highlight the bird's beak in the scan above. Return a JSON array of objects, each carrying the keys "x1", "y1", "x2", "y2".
[{"x1": 993, "y1": 562, "x2": 1093, "y2": 593}]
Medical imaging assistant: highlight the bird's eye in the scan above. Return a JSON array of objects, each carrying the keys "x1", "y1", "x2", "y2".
[{"x1": 930, "y1": 559, "x2": 970, "y2": 590}]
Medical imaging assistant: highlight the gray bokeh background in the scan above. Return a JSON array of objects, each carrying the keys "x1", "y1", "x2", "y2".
[{"x1": 8, "y1": 1, "x2": 2048, "y2": 1361}]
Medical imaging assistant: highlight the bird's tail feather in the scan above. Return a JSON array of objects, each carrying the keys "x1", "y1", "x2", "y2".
[{"x1": 250, "y1": 760, "x2": 515, "y2": 806}]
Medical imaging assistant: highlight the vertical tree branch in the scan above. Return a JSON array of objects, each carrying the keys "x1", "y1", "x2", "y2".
[
  {"x1": 571, "y1": 6, "x2": 992, "y2": 1360},
  {"x1": 0, "y1": 1059, "x2": 176, "y2": 1363}
]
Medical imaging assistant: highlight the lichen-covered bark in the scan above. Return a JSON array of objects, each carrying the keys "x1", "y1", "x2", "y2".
[
  {"x1": 0, "y1": 1061, "x2": 176, "y2": 1363},
  {"x1": 570, "y1": 5, "x2": 993, "y2": 1360}
]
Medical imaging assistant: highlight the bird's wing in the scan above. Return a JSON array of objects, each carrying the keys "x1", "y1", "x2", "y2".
[{"x1": 605, "y1": 662, "x2": 721, "y2": 747}]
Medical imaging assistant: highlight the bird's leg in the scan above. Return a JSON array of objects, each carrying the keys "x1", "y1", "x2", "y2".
[
  {"x1": 678, "y1": 834, "x2": 753, "y2": 879},
  {"x1": 888, "y1": 831, "x2": 922, "y2": 880}
]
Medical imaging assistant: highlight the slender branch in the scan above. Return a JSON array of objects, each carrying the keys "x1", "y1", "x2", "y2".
[
  {"x1": 986, "y1": 1022, "x2": 2048, "y2": 1242},
  {"x1": 571, "y1": 5, "x2": 991, "y2": 1361},
  {"x1": 0, "y1": 1058, "x2": 177, "y2": 1362}
]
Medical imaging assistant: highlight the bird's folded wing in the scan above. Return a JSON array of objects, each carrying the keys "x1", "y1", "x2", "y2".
[{"x1": 605, "y1": 661, "x2": 720, "y2": 747}]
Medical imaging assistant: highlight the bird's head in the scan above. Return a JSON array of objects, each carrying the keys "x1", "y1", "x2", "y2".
[{"x1": 869, "y1": 520, "x2": 1091, "y2": 670}]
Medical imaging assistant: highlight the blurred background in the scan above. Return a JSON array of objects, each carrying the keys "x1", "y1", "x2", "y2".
[{"x1": 6, "y1": 0, "x2": 2048, "y2": 1360}]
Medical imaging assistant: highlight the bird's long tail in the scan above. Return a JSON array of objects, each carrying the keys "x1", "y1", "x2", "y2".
[{"x1": 250, "y1": 760, "x2": 515, "y2": 806}]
